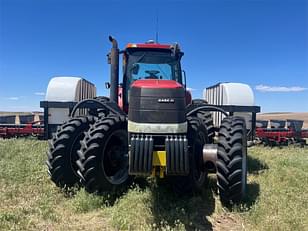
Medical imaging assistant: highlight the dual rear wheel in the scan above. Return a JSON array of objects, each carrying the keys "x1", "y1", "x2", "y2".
[
  {"x1": 46, "y1": 116, "x2": 95, "y2": 187},
  {"x1": 76, "y1": 115, "x2": 130, "y2": 193},
  {"x1": 46, "y1": 115, "x2": 130, "y2": 193},
  {"x1": 170, "y1": 116, "x2": 247, "y2": 204}
]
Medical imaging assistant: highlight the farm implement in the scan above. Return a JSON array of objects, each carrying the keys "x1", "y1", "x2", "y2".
[
  {"x1": 256, "y1": 119, "x2": 308, "y2": 147},
  {"x1": 0, "y1": 114, "x2": 44, "y2": 139},
  {"x1": 0, "y1": 121, "x2": 44, "y2": 139}
]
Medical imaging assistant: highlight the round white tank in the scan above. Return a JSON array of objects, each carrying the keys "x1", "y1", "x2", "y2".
[
  {"x1": 44, "y1": 76, "x2": 96, "y2": 125},
  {"x1": 221, "y1": 83, "x2": 254, "y2": 106},
  {"x1": 222, "y1": 83, "x2": 254, "y2": 129},
  {"x1": 45, "y1": 77, "x2": 83, "y2": 102},
  {"x1": 203, "y1": 83, "x2": 255, "y2": 129}
]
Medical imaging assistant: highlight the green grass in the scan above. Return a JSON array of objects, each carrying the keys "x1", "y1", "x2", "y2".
[{"x1": 0, "y1": 139, "x2": 307, "y2": 230}]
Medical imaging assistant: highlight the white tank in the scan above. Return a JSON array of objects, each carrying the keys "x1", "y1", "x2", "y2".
[
  {"x1": 203, "y1": 83, "x2": 255, "y2": 129},
  {"x1": 221, "y1": 83, "x2": 254, "y2": 106},
  {"x1": 46, "y1": 77, "x2": 96, "y2": 102},
  {"x1": 45, "y1": 77, "x2": 96, "y2": 125}
]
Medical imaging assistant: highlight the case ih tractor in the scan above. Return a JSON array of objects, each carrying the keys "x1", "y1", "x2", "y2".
[{"x1": 46, "y1": 36, "x2": 247, "y2": 204}]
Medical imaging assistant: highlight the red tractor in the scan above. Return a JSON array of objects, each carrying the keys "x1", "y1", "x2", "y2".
[{"x1": 46, "y1": 36, "x2": 247, "y2": 204}]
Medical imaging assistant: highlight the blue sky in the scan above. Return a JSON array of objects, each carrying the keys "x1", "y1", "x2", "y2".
[{"x1": 0, "y1": 0, "x2": 307, "y2": 112}]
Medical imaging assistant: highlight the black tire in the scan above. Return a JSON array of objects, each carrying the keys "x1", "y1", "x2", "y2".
[
  {"x1": 77, "y1": 115, "x2": 130, "y2": 193},
  {"x1": 196, "y1": 110, "x2": 215, "y2": 143},
  {"x1": 186, "y1": 100, "x2": 215, "y2": 143},
  {"x1": 216, "y1": 116, "x2": 247, "y2": 204},
  {"x1": 46, "y1": 116, "x2": 95, "y2": 187},
  {"x1": 170, "y1": 116, "x2": 208, "y2": 194},
  {"x1": 88, "y1": 96, "x2": 110, "y2": 118}
]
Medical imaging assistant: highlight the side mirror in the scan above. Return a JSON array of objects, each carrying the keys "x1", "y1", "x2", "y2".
[{"x1": 105, "y1": 82, "x2": 111, "y2": 89}]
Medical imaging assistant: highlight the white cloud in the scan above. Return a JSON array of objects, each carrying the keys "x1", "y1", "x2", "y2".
[
  {"x1": 34, "y1": 92, "x2": 45, "y2": 96},
  {"x1": 186, "y1": 87, "x2": 196, "y2": 91},
  {"x1": 7, "y1": 97, "x2": 20, "y2": 100},
  {"x1": 255, "y1": 85, "x2": 307, "y2": 92}
]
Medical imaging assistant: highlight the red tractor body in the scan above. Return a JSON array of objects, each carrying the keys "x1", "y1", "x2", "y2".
[{"x1": 45, "y1": 36, "x2": 249, "y2": 205}]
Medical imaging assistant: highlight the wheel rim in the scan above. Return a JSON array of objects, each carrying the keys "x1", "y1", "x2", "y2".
[{"x1": 101, "y1": 130, "x2": 129, "y2": 185}]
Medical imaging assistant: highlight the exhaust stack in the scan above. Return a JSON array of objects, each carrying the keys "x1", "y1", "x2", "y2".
[{"x1": 109, "y1": 36, "x2": 119, "y2": 104}]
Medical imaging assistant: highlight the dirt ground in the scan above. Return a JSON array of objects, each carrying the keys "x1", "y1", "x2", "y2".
[{"x1": 257, "y1": 112, "x2": 308, "y2": 128}]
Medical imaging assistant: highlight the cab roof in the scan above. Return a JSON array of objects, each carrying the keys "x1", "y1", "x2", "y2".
[{"x1": 125, "y1": 43, "x2": 173, "y2": 50}]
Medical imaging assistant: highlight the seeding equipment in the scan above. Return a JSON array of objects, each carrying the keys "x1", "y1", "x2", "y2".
[
  {"x1": 256, "y1": 119, "x2": 308, "y2": 147},
  {"x1": 0, "y1": 115, "x2": 44, "y2": 139},
  {"x1": 42, "y1": 36, "x2": 260, "y2": 204}
]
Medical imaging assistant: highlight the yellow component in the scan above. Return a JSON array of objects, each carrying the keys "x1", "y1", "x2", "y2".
[
  {"x1": 152, "y1": 151, "x2": 166, "y2": 166},
  {"x1": 152, "y1": 151, "x2": 167, "y2": 178}
]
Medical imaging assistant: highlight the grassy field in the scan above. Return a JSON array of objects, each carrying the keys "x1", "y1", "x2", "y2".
[{"x1": 0, "y1": 139, "x2": 307, "y2": 230}]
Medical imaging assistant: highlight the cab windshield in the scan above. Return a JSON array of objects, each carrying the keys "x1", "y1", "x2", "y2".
[{"x1": 125, "y1": 50, "x2": 182, "y2": 88}]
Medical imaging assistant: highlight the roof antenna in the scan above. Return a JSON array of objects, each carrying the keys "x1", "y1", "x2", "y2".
[{"x1": 155, "y1": 9, "x2": 159, "y2": 43}]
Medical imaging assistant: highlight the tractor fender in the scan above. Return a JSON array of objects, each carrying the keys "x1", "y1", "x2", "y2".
[{"x1": 70, "y1": 98, "x2": 126, "y2": 118}]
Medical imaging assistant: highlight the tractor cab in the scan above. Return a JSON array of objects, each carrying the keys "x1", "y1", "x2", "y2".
[
  {"x1": 121, "y1": 42, "x2": 185, "y2": 107},
  {"x1": 124, "y1": 43, "x2": 183, "y2": 83}
]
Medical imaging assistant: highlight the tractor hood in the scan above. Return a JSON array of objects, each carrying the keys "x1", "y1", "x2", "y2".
[{"x1": 128, "y1": 79, "x2": 186, "y2": 124}]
